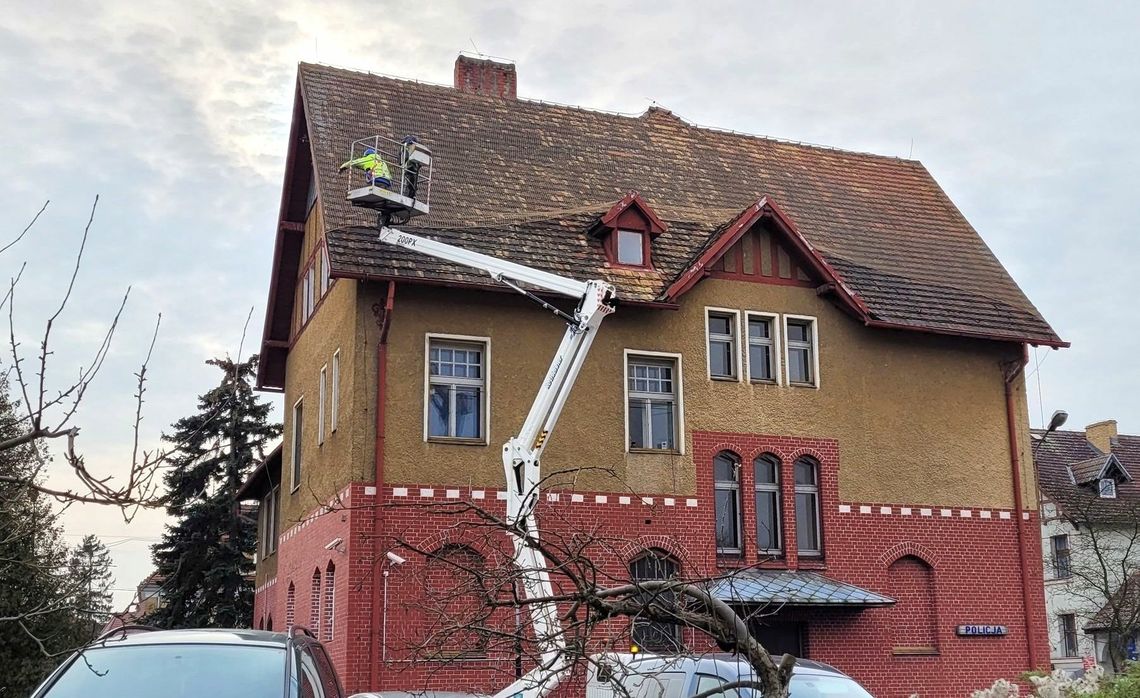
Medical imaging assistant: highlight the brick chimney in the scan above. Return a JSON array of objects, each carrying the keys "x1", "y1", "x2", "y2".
[
  {"x1": 454, "y1": 55, "x2": 516, "y2": 99},
  {"x1": 1086, "y1": 419, "x2": 1118, "y2": 453}
]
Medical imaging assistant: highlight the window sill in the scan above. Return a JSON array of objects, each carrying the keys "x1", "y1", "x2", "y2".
[
  {"x1": 789, "y1": 381, "x2": 818, "y2": 389},
  {"x1": 427, "y1": 437, "x2": 488, "y2": 446},
  {"x1": 749, "y1": 378, "x2": 778, "y2": 385},
  {"x1": 709, "y1": 375, "x2": 740, "y2": 382},
  {"x1": 628, "y1": 448, "x2": 682, "y2": 456},
  {"x1": 892, "y1": 647, "x2": 939, "y2": 657}
]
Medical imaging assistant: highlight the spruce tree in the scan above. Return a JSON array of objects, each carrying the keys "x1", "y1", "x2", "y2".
[
  {"x1": 148, "y1": 356, "x2": 280, "y2": 628},
  {"x1": 0, "y1": 375, "x2": 75, "y2": 694},
  {"x1": 64, "y1": 534, "x2": 115, "y2": 643}
]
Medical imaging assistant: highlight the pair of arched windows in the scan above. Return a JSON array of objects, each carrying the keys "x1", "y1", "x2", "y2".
[{"x1": 713, "y1": 451, "x2": 821, "y2": 556}]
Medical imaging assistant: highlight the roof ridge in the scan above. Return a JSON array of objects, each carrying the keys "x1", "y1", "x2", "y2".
[{"x1": 298, "y1": 61, "x2": 925, "y2": 165}]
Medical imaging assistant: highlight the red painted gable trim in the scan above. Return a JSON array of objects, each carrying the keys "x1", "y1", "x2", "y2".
[
  {"x1": 592, "y1": 191, "x2": 668, "y2": 237},
  {"x1": 664, "y1": 198, "x2": 870, "y2": 320}
]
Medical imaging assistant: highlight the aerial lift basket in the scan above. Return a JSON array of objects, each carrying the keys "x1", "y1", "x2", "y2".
[{"x1": 343, "y1": 135, "x2": 433, "y2": 225}]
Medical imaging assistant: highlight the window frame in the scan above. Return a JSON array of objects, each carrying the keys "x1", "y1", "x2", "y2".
[
  {"x1": 745, "y1": 311, "x2": 781, "y2": 384},
  {"x1": 318, "y1": 365, "x2": 327, "y2": 446},
  {"x1": 623, "y1": 350, "x2": 685, "y2": 454},
  {"x1": 629, "y1": 550, "x2": 683, "y2": 652},
  {"x1": 291, "y1": 398, "x2": 304, "y2": 493},
  {"x1": 704, "y1": 308, "x2": 742, "y2": 382},
  {"x1": 1051, "y1": 534, "x2": 1072, "y2": 579},
  {"x1": 320, "y1": 245, "x2": 331, "y2": 296},
  {"x1": 261, "y1": 485, "x2": 279, "y2": 557},
  {"x1": 714, "y1": 451, "x2": 743, "y2": 555},
  {"x1": 753, "y1": 454, "x2": 783, "y2": 555},
  {"x1": 330, "y1": 350, "x2": 340, "y2": 433},
  {"x1": 783, "y1": 314, "x2": 820, "y2": 388},
  {"x1": 794, "y1": 457, "x2": 823, "y2": 557},
  {"x1": 423, "y1": 333, "x2": 491, "y2": 445},
  {"x1": 1059, "y1": 613, "x2": 1078, "y2": 657},
  {"x1": 616, "y1": 229, "x2": 647, "y2": 267},
  {"x1": 1099, "y1": 478, "x2": 1117, "y2": 498}
]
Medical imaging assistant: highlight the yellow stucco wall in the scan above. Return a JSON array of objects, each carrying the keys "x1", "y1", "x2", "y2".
[
  {"x1": 353, "y1": 278, "x2": 1036, "y2": 510},
  {"x1": 279, "y1": 206, "x2": 367, "y2": 529}
]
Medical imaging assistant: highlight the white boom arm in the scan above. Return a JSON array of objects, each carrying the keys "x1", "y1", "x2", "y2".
[{"x1": 377, "y1": 227, "x2": 617, "y2": 698}]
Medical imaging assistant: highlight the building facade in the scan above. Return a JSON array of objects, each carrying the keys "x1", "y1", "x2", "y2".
[
  {"x1": 243, "y1": 56, "x2": 1066, "y2": 698},
  {"x1": 1034, "y1": 420, "x2": 1139, "y2": 675}
]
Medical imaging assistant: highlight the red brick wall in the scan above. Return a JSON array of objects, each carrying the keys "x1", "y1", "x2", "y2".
[{"x1": 254, "y1": 434, "x2": 1049, "y2": 698}]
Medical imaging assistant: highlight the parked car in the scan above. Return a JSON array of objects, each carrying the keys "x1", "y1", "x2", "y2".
[
  {"x1": 29, "y1": 625, "x2": 344, "y2": 698},
  {"x1": 586, "y1": 653, "x2": 874, "y2": 698}
]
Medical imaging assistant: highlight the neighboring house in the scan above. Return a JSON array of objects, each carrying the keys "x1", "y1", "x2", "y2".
[
  {"x1": 242, "y1": 55, "x2": 1066, "y2": 698},
  {"x1": 1034, "y1": 420, "x2": 1140, "y2": 674},
  {"x1": 99, "y1": 571, "x2": 167, "y2": 634}
]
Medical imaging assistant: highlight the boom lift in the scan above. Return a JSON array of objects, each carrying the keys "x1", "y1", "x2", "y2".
[{"x1": 356, "y1": 144, "x2": 618, "y2": 698}]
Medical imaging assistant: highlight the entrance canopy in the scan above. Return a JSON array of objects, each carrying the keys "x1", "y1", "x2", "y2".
[{"x1": 708, "y1": 571, "x2": 894, "y2": 608}]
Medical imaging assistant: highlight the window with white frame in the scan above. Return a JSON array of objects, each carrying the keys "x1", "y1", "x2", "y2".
[
  {"x1": 706, "y1": 310, "x2": 739, "y2": 380},
  {"x1": 1059, "y1": 613, "x2": 1078, "y2": 657},
  {"x1": 626, "y1": 355, "x2": 679, "y2": 451},
  {"x1": 1051, "y1": 534, "x2": 1071, "y2": 579},
  {"x1": 754, "y1": 454, "x2": 782, "y2": 554},
  {"x1": 747, "y1": 313, "x2": 778, "y2": 383},
  {"x1": 320, "y1": 245, "x2": 331, "y2": 295},
  {"x1": 301, "y1": 271, "x2": 313, "y2": 325},
  {"x1": 291, "y1": 399, "x2": 303, "y2": 491},
  {"x1": 1099, "y1": 478, "x2": 1117, "y2": 498},
  {"x1": 785, "y1": 317, "x2": 817, "y2": 386},
  {"x1": 794, "y1": 457, "x2": 821, "y2": 555},
  {"x1": 318, "y1": 365, "x2": 327, "y2": 445},
  {"x1": 427, "y1": 338, "x2": 487, "y2": 441},
  {"x1": 260, "y1": 486, "x2": 279, "y2": 557},
  {"x1": 714, "y1": 451, "x2": 742, "y2": 554},
  {"x1": 330, "y1": 350, "x2": 340, "y2": 433}
]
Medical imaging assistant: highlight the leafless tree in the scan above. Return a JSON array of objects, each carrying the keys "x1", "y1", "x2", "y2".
[
  {"x1": 1051, "y1": 493, "x2": 1140, "y2": 671},
  {"x1": 0, "y1": 198, "x2": 165, "y2": 521},
  {"x1": 366, "y1": 480, "x2": 797, "y2": 698}
]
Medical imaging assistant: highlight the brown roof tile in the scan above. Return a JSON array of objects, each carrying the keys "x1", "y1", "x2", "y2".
[
  {"x1": 1033, "y1": 429, "x2": 1140, "y2": 523},
  {"x1": 301, "y1": 62, "x2": 1062, "y2": 346}
]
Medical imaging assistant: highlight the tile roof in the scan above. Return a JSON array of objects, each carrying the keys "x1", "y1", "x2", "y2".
[
  {"x1": 300, "y1": 62, "x2": 1062, "y2": 346},
  {"x1": 1068, "y1": 453, "x2": 1131, "y2": 485},
  {"x1": 1033, "y1": 429, "x2": 1140, "y2": 523},
  {"x1": 706, "y1": 570, "x2": 894, "y2": 607},
  {"x1": 1085, "y1": 570, "x2": 1140, "y2": 632}
]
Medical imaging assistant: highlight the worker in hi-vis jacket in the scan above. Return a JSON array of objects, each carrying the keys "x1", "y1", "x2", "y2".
[{"x1": 339, "y1": 147, "x2": 391, "y2": 187}]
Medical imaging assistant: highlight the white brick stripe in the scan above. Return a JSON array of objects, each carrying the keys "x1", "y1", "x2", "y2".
[
  {"x1": 379, "y1": 487, "x2": 699, "y2": 508},
  {"x1": 837, "y1": 502, "x2": 1023, "y2": 522}
]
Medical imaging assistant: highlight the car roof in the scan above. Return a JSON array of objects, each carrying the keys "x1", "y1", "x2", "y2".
[
  {"x1": 611, "y1": 653, "x2": 847, "y2": 679},
  {"x1": 93, "y1": 628, "x2": 291, "y2": 649}
]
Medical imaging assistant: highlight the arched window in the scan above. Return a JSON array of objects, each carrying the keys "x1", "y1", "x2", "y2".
[
  {"x1": 630, "y1": 550, "x2": 683, "y2": 653},
  {"x1": 425, "y1": 544, "x2": 488, "y2": 658},
  {"x1": 310, "y1": 568, "x2": 322, "y2": 635},
  {"x1": 794, "y1": 457, "x2": 821, "y2": 556},
  {"x1": 266, "y1": 614, "x2": 273, "y2": 631},
  {"x1": 324, "y1": 562, "x2": 336, "y2": 641},
  {"x1": 888, "y1": 555, "x2": 937, "y2": 652},
  {"x1": 714, "y1": 451, "x2": 742, "y2": 554},
  {"x1": 754, "y1": 454, "x2": 782, "y2": 554},
  {"x1": 285, "y1": 582, "x2": 296, "y2": 629},
  {"x1": 257, "y1": 616, "x2": 264, "y2": 630}
]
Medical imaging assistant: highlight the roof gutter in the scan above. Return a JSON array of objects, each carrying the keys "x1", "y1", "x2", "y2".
[{"x1": 1003, "y1": 345, "x2": 1043, "y2": 670}]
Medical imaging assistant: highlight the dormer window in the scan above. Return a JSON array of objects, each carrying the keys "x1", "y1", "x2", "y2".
[
  {"x1": 1099, "y1": 478, "x2": 1117, "y2": 498},
  {"x1": 617, "y1": 229, "x2": 646, "y2": 266},
  {"x1": 591, "y1": 192, "x2": 667, "y2": 270}
]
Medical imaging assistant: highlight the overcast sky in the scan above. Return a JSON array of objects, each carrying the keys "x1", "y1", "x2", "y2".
[{"x1": 2, "y1": 1, "x2": 1137, "y2": 609}]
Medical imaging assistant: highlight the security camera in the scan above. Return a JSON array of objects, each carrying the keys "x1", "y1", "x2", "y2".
[
  {"x1": 385, "y1": 551, "x2": 406, "y2": 566},
  {"x1": 324, "y1": 537, "x2": 343, "y2": 551}
]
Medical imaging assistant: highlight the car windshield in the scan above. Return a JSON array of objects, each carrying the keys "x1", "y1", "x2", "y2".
[
  {"x1": 42, "y1": 644, "x2": 286, "y2": 698},
  {"x1": 790, "y1": 673, "x2": 874, "y2": 698}
]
